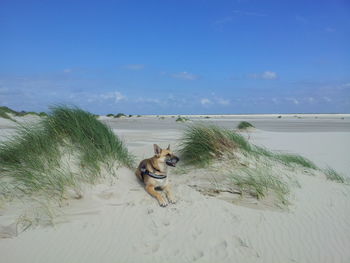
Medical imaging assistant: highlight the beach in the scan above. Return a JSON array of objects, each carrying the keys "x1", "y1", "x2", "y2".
[{"x1": 1, "y1": 114, "x2": 350, "y2": 263}]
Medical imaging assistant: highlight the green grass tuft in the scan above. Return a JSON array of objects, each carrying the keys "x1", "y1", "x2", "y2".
[
  {"x1": 176, "y1": 116, "x2": 190, "y2": 122},
  {"x1": 230, "y1": 168, "x2": 290, "y2": 205},
  {"x1": 0, "y1": 106, "x2": 18, "y2": 115},
  {"x1": 179, "y1": 124, "x2": 318, "y2": 170},
  {"x1": 237, "y1": 121, "x2": 254, "y2": 130},
  {"x1": 251, "y1": 146, "x2": 317, "y2": 169},
  {"x1": 323, "y1": 166, "x2": 345, "y2": 183},
  {"x1": 0, "y1": 106, "x2": 48, "y2": 119},
  {"x1": 114, "y1": 113, "x2": 126, "y2": 118},
  {"x1": 0, "y1": 111, "x2": 14, "y2": 121},
  {"x1": 178, "y1": 125, "x2": 247, "y2": 166},
  {"x1": 0, "y1": 106, "x2": 134, "y2": 199}
]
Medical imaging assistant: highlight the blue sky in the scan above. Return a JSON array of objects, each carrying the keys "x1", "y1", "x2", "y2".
[{"x1": 1, "y1": 0, "x2": 349, "y2": 114}]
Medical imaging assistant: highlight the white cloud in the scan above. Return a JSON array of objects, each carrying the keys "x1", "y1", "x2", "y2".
[
  {"x1": 171, "y1": 72, "x2": 199, "y2": 80},
  {"x1": 323, "y1": 96, "x2": 332, "y2": 102},
  {"x1": 63, "y1": 68, "x2": 72, "y2": 73},
  {"x1": 216, "y1": 98, "x2": 230, "y2": 105},
  {"x1": 124, "y1": 64, "x2": 145, "y2": 70},
  {"x1": 262, "y1": 71, "x2": 278, "y2": 80},
  {"x1": 135, "y1": 97, "x2": 161, "y2": 104},
  {"x1": 249, "y1": 71, "x2": 278, "y2": 80},
  {"x1": 200, "y1": 98, "x2": 212, "y2": 105},
  {"x1": 100, "y1": 91, "x2": 126, "y2": 103},
  {"x1": 286, "y1": 97, "x2": 299, "y2": 105}
]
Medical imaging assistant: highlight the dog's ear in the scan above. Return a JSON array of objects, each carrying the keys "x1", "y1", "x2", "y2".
[
  {"x1": 153, "y1": 144, "x2": 162, "y2": 156},
  {"x1": 167, "y1": 144, "x2": 171, "y2": 150}
]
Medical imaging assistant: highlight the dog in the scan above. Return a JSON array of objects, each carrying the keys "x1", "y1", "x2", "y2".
[{"x1": 135, "y1": 144, "x2": 179, "y2": 207}]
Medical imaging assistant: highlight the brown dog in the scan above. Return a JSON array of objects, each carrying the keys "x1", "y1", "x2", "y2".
[{"x1": 135, "y1": 144, "x2": 179, "y2": 207}]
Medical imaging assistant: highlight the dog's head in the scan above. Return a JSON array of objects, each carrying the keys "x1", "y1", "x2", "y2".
[{"x1": 153, "y1": 144, "x2": 180, "y2": 167}]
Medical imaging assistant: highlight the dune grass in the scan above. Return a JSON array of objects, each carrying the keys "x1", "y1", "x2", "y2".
[
  {"x1": 252, "y1": 146, "x2": 317, "y2": 169},
  {"x1": 0, "y1": 106, "x2": 48, "y2": 120},
  {"x1": 114, "y1": 113, "x2": 126, "y2": 118},
  {"x1": 176, "y1": 116, "x2": 190, "y2": 122},
  {"x1": 0, "y1": 106, "x2": 18, "y2": 115},
  {"x1": 179, "y1": 124, "x2": 317, "y2": 170},
  {"x1": 0, "y1": 106, "x2": 134, "y2": 200},
  {"x1": 230, "y1": 168, "x2": 290, "y2": 206},
  {"x1": 178, "y1": 124, "x2": 323, "y2": 206},
  {"x1": 178, "y1": 125, "x2": 239, "y2": 166},
  {"x1": 237, "y1": 121, "x2": 254, "y2": 130},
  {"x1": 323, "y1": 166, "x2": 345, "y2": 183},
  {"x1": 0, "y1": 110, "x2": 14, "y2": 121},
  {"x1": 0, "y1": 107, "x2": 16, "y2": 121}
]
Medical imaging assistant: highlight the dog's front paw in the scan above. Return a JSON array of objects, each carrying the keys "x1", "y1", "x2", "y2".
[
  {"x1": 168, "y1": 197, "x2": 177, "y2": 204},
  {"x1": 158, "y1": 198, "x2": 168, "y2": 207}
]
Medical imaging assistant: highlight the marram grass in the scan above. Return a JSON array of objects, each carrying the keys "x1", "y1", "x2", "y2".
[
  {"x1": 237, "y1": 121, "x2": 254, "y2": 130},
  {"x1": 0, "y1": 106, "x2": 134, "y2": 200},
  {"x1": 323, "y1": 166, "x2": 345, "y2": 183},
  {"x1": 178, "y1": 124, "x2": 326, "y2": 206},
  {"x1": 251, "y1": 146, "x2": 317, "y2": 169},
  {"x1": 178, "y1": 125, "x2": 239, "y2": 166},
  {"x1": 230, "y1": 168, "x2": 290, "y2": 206},
  {"x1": 179, "y1": 124, "x2": 317, "y2": 170}
]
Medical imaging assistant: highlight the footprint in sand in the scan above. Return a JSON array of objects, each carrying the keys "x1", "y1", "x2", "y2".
[
  {"x1": 191, "y1": 227, "x2": 203, "y2": 239},
  {"x1": 191, "y1": 250, "x2": 205, "y2": 261},
  {"x1": 213, "y1": 240, "x2": 228, "y2": 259},
  {"x1": 0, "y1": 223, "x2": 17, "y2": 238},
  {"x1": 162, "y1": 219, "x2": 170, "y2": 226},
  {"x1": 96, "y1": 191, "x2": 115, "y2": 199},
  {"x1": 233, "y1": 236, "x2": 260, "y2": 258}
]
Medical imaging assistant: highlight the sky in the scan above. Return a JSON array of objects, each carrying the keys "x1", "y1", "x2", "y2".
[{"x1": 0, "y1": 0, "x2": 349, "y2": 114}]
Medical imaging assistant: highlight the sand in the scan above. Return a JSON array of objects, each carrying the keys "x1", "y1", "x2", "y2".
[{"x1": 0, "y1": 114, "x2": 350, "y2": 263}]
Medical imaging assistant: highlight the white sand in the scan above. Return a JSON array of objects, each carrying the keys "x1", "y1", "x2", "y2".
[{"x1": 1, "y1": 115, "x2": 350, "y2": 263}]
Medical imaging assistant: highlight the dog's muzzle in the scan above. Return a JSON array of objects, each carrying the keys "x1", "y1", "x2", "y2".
[{"x1": 166, "y1": 156, "x2": 180, "y2": 167}]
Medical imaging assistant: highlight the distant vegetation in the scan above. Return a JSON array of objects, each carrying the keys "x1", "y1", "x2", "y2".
[
  {"x1": 0, "y1": 107, "x2": 14, "y2": 121},
  {"x1": 0, "y1": 106, "x2": 134, "y2": 202},
  {"x1": 0, "y1": 106, "x2": 48, "y2": 121},
  {"x1": 114, "y1": 113, "x2": 126, "y2": 118},
  {"x1": 176, "y1": 116, "x2": 190, "y2": 122},
  {"x1": 106, "y1": 113, "x2": 130, "y2": 118},
  {"x1": 237, "y1": 121, "x2": 254, "y2": 130}
]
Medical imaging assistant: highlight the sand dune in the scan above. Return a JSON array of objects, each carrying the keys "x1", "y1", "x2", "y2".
[{"x1": 1, "y1": 115, "x2": 350, "y2": 263}]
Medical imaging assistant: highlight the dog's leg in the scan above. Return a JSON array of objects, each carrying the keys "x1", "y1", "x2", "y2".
[
  {"x1": 145, "y1": 184, "x2": 168, "y2": 207},
  {"x1": 163, "y1": 184, "x2": 176, "y2": 204}
]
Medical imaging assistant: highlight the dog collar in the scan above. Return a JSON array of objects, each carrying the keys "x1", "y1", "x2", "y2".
[{"x1": 141, "y1": 168, "x2": 167, "y2": 180}]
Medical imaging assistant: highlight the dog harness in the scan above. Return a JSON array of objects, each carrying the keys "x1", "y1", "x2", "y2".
[{"x1": 140, "y1": 167, "x2": 167, "y2": 181}]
